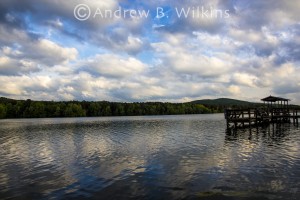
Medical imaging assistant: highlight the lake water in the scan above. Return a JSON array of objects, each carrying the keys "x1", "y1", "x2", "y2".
[{"x1": 0, "y1": 114, "x2": 299, "y2": 200}]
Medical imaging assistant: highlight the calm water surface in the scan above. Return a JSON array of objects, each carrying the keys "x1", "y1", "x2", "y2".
[{"x1": 0, "y1": 114, "x2": 299, "y2": 199}]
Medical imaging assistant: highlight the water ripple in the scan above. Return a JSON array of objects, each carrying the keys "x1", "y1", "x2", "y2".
[{"x1": 0, "y1": 115, "x2": 299, "y2": 199}]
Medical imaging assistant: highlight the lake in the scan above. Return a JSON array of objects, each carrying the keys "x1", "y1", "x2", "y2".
[{"x1": 0, "y1": 114, "x2": 299, "y2": 199}]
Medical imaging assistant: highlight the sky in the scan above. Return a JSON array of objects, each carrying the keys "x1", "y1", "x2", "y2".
[{"x1": 0, "y1": 0, "x2": 299, "y2": 104}]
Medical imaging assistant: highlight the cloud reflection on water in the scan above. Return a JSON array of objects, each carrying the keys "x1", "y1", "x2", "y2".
[{"x1": 0, "y1": 115, "x2": 299, "y2": 199}]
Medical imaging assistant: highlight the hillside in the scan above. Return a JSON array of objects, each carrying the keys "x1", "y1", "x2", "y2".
[
  {"x1": 0, "y1": 97, "x2": 17, "y2": 103},
  {"x1": 191, "y1": 97, "x2": 300, "y2": 111},
  {"x1": 191, "y1": 98, "x2": 256, "y2": 106},
  {"x1": 190, "y1": 98, "x2": 262, "y2": 111}
]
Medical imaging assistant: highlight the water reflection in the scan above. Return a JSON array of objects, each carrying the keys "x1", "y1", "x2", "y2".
[
  {"x1": 0, "y1": 115, "x2": 299, "y2": 200},
  {"x1": 225, "y1": 123, "x2": 295, "y2": 143},
  {"x1": 224, "y1": 123, "x2": 300, "y2": 200}
]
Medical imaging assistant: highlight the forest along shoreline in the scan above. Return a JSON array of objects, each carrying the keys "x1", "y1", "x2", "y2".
[{"x1": 1, "y1": 97, "x2": 299, "y2": 119}]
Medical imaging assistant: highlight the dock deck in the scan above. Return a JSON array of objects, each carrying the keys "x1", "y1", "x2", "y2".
[{"x1": 225, "y1": 108, "x2": 300, "y2": 129}]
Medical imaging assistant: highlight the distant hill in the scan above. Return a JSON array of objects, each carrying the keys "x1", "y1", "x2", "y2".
[
  {"x1": 190, "y1": 98, "x2": 261, "y2": 110},
  {"x1": 191, "y1": 98, "x2": 255, "y2": 106},
  {"x1": 191, "y1": 97, "x2": 300, "y2": 113},
  {"x1": 0, "y1": 97, "x2": 17, "y2": 103}
]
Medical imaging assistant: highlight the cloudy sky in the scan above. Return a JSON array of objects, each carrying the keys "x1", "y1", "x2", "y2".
[{"x1": 0, "y1": 0, "x2": 299, "y2": 103}]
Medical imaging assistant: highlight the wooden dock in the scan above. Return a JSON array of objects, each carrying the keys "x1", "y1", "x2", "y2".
[
  {"x1": 224, "y1": 95, "x2": 300, "y2": 129},
  {"x1": 225, "y1": 108, "x2": 300, "y2": 129}
]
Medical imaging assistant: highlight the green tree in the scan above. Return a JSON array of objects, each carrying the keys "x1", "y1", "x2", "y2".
[
  {"x1": 54, "y1": 106, "x2": 61, "y2": 117},
  {"x1": 115, "y1": 104, "x2": 125, "y2": 115},
  {"x1": 64, "y1": 103, "x2": 86, "y2": 117},
  {"x1": 0, "y1": 104, "x2": 7, "y2": 119},
  {"x1": 24, "y1": 102, "x2": 46, "y2": 118},
  {"x1": 5, "y1": 103, "x2": 14, "y2": 118},
  {"x1": 14, "y1": 101, "x2": 24, "y2": 118},
  {"x1": 102, "y1": 104, "x2": 112, "y2": 116},
  {"x1": 88, "y1": 102, "x2": 101, "y2": 116}
]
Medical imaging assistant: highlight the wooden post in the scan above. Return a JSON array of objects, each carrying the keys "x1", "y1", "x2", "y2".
[
  {"x1": 293, "y1": 110, "x2": 296, "y2": 125},
  {"x1": 242, "y1": 111, "x2": 245, "y2": 128},
  {"x1": 255, "y1": 108, "x2": 258, "y2": 126},
  {"x1": 248, "y1": 109, "x2": 251, "y2": 128},
  {"x1": 271, "y1": 108, "x2": 274, "y2": 123}
]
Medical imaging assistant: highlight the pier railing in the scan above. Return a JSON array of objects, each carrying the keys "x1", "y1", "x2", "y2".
[{"x1": 225, "y1": 108, "x2": 300, "y2": 129}]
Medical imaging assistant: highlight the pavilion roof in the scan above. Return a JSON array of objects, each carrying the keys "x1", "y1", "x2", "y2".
[{"x1": 261, "y1": 95, "x2": 290, "y2": 102}]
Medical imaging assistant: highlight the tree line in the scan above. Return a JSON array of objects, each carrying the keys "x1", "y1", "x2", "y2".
[{"x1": 0, "y1": 97, "x2": 220, "y2": 119}]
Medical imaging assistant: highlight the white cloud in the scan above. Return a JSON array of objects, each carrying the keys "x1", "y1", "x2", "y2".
[
  {"x1": 0, "y1": 56, "x2": 39, "y2": 75},
  {"x1": 46, "y1": 18, "x2": 64, "y2": 28},
  {"x1": 274, "y1": 63, "x2": 295, "y2": 78},
  {"x1": 0, "y1": 75, "x2": 56, "y2": 97},
  {"x1": 228, "y1": 85, "x2": 241, "y2": 95},
  {"x1": 80, "y1": 54, "x2": 147, "y2": 78},
  {"x1": 152, "y1": 34, "x2": 233, "y2": 78},
  {"x1": 32, "y1": 39, "x2": 78, "y2": 65},
  {"x1": 170, "y1": 53, "x2": 229, "y2": 77},
  {"x1": 231, "y1": 73, "x2": 258, "y2": 87},
  {"x1": 0, "y1": 26, "x2": 78, "y2": 73},
  {"x1": 0, "y1": 0, "x2": 300, "y2": 104}
]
